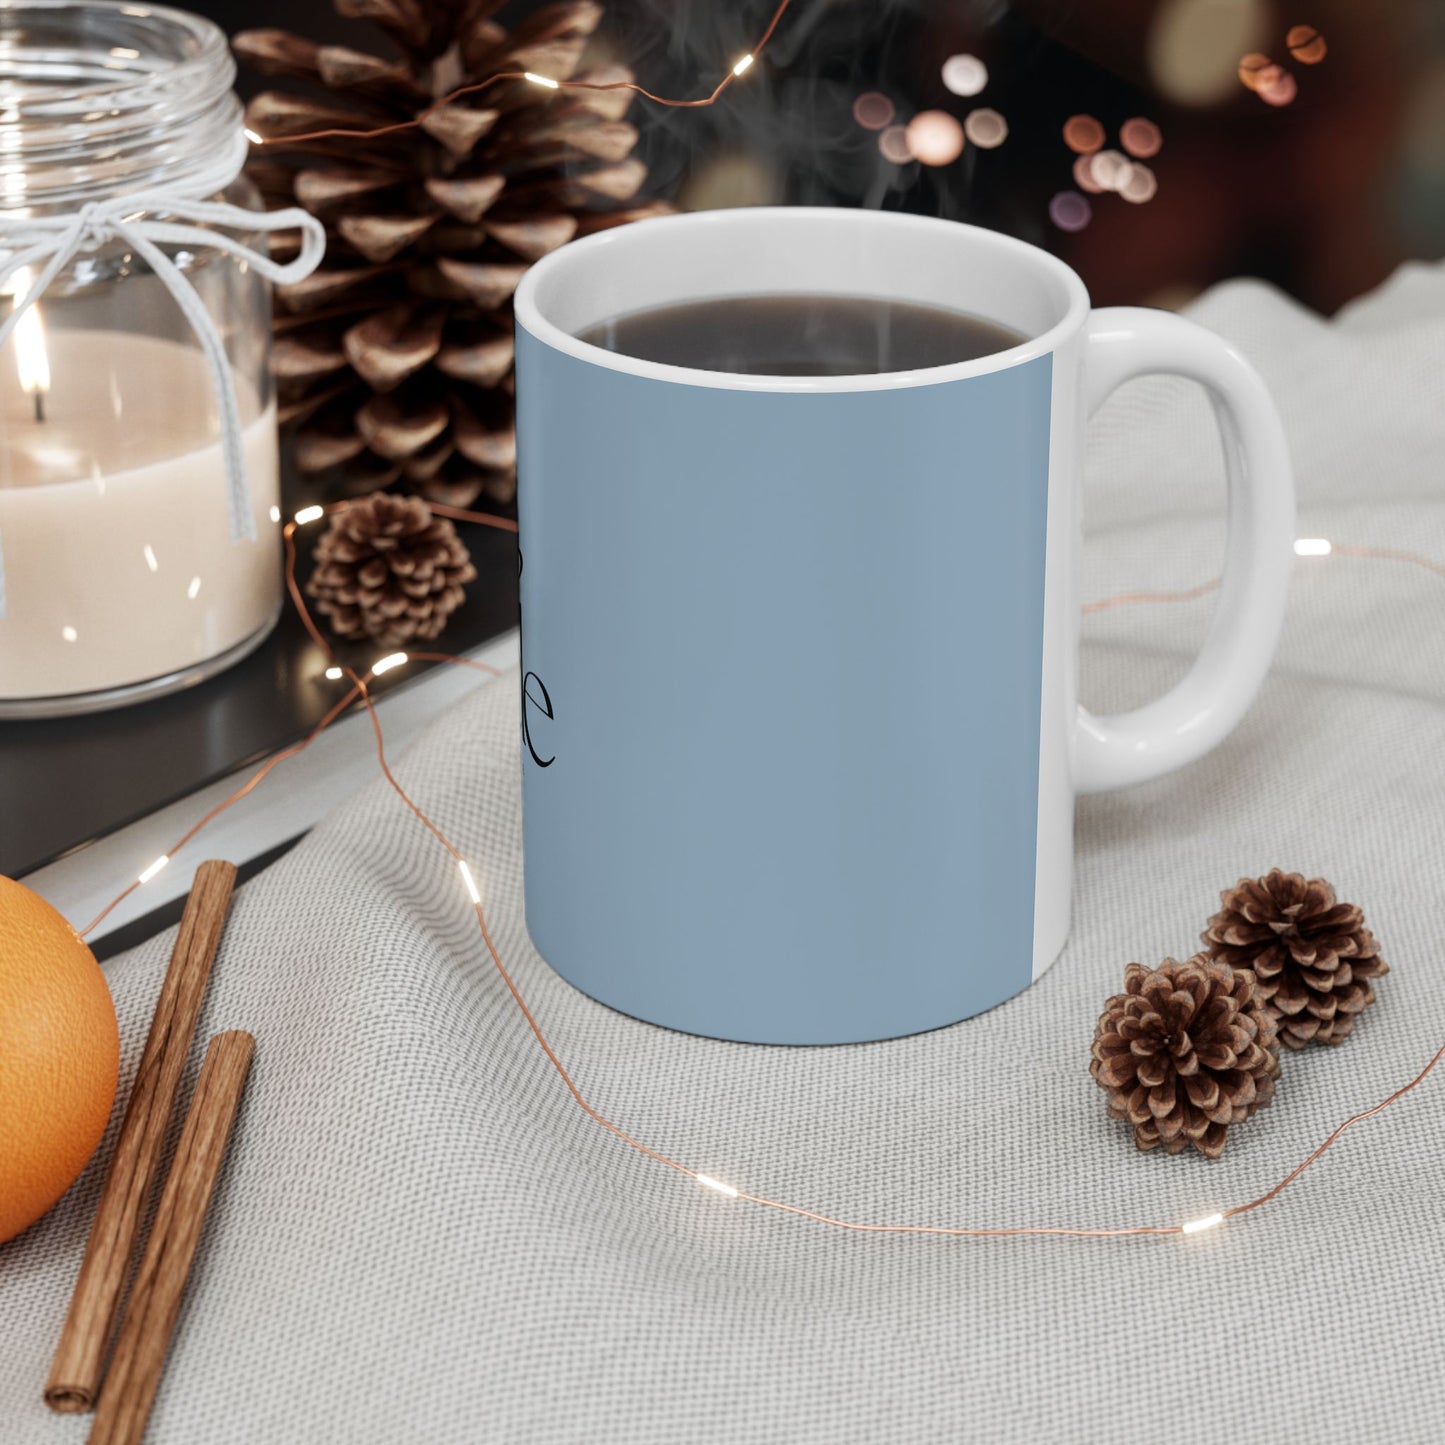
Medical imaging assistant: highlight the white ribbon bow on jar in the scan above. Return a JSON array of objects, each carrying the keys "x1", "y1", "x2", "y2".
[{"x1": 0, "y1": 143, "x2": 326, "y2": 616}]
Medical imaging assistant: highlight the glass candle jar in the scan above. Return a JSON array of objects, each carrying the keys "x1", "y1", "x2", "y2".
[{"x1": 0, "y1": 1, "x2": 286, "y2": 716}]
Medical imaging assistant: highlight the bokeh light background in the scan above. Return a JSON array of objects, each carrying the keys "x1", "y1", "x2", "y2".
[{"x1": 210, "y1": 0, "x2": 1445, "y2": 312}]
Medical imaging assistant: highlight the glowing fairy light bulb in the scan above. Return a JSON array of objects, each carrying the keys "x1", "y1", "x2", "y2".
[
  {"x1": 524, "y1": 71, "x2": 559, "y2": 89},
  {"x1": 1063, "y1": 114, "x2": 1106, "y2": 155},
  {"x1": 963, "y1": 108, "x2": 1008, "y2": 150},
  {"x1": 1294, "y1": 538, "x2": 1332, "y2": 556},
  {"x1": 1257, "y1": 68, "x2": 1297, "y2": 107},
  {"x1": 294, "y1": 504, "x2": 325, "y2": 525},
  {"x1": 877, "y1": 125, "x2": 912, "y2": 164},
  {"x1": 7, "y1": 267, "x2": 51, "y2": 422},
  {"x1": 905, "y1": 110, "x2": 965, "y2": 167},
  {"x1": 941, "y1": 53, "x2": 988, "y2": 97},
  {"x1": 696, "y1": 1174, "x2": 740, "y2": 1198},
  {"x1": 459, "y1": 860, "x2": 482, "y2": 905},
  {"x1": 243, "y1": 127, "x2": 264, "y2": 145},
  {"x1": 1287, "y1": 24, "x2": 1327, "y2": 64},
  {"x1": 1088, "y1": 149, "x2": 1133, "y2": 193},
  {"x1": 137, "y1": 855, "x2": 170, "y2": 885},
  {"x1": 371, "y1": 651, "x2": 408, "y2": 676},
  {"x1": 732, "y1": 53, "x2": 754, "y2": 76},
  {"x1": 1181, "y1": 1212, "x2": 1224, "y2": 1235},
  {"x1": 1119, "y1": 117, "x2": 1163, "y2": 159},
  {"x1": 324, "y1": 665, "x2": 343, "y2": 680},
  {"x1": 1048, "y1": 190, "x2": 1093, "y2": 233},
  {"x1": 851, "y1": 92, "x2": 894, "y2": 130},
  {"x1": 1119, "y1": 164, "x2": 1158, "y2": 205}
]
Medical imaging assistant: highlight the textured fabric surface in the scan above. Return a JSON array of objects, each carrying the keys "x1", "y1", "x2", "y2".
[{"x1": 4, "y1": 265, "x2": 1444, "y2": 1444}]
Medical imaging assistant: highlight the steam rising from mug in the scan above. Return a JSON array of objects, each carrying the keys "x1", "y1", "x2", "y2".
[{"x1": 615, "y1": 0, "x2": 998, "y2": 213}]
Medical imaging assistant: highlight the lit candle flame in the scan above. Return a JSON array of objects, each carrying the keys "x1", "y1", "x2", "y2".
[{"x1": 7, "y1": 267, "x2": 50, "y2": 422}]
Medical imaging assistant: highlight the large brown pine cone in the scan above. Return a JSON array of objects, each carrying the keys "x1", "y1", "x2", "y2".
[
  {"x1": 1091, "y1": 956, "x2": 1281, "y2": 1159},
  {"x1": 306, "y1": 494, "x2": 476, "y2": 646},
  {"x1": 1202, "y1": 869, "x2": 1388, "y2": 1048},
  {"x1": 235, "y1": 0, "x2": 671, "y2": 509}
]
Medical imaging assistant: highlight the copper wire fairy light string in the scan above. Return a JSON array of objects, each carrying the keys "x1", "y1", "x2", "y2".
[
  {"x1": 33, "y1": 3, "x2": 1440, "y2": 1241},
  {"x1": 248, "y1": 0, "x2": 797, "y2": 148},
  {"x1": 300, "y1": 525, "x2": 1182, "y2": 1238},
  {"x1": 1082, "y1": 578, "x2": 1221, "y2": 614},
  {"x1": 76, "y1": 680, "x2": 365, "y2": 938},
  {"x1": 1332, "y1": 542, "x2": 1445, "y2": 578},
  {"x1": 1080, "y1": 543, "x2": 1445, "y2": 618},
  {"x1": 65, "y1": 2, "x2": 1445, "y2": 1231},
  {"x1": 282, "y1": 521, "x2": 707, "y2": 1190},
  {"x1": 284, "y1": 514, "x2": 759, "y2": 1191},
  {"x1": 74, "y1": 499, "x2": 1445, "y2": 1242},
  {"x1": 1222, "y1": 1037, "x2": 1445, "y2": 1221},
  {"x1": 76, "y1": 505, "x2": 519, "y2": 937}
]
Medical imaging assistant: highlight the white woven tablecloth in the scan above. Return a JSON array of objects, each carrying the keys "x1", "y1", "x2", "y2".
[{"x1": 3, "y1": 263, "x2": 1444, "y2": 1444}]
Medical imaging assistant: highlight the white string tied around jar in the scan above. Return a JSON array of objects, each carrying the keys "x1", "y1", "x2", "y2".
[{"x1": 0, "y1": 152, "x2": 326, "y2": 617}]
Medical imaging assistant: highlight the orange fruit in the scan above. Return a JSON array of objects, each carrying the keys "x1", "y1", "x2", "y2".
[{"x1": 0, "y1": 876, "x2": 119, "y2": 1245}]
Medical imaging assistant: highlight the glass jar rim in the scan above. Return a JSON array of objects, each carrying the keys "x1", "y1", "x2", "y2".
[{"x1": 0, "y1": 0, "x2": 242, "y2": 211}]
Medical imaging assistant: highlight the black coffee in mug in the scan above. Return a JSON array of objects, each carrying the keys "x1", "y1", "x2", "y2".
[{"x1": 576, "y1": 293, "x2": 1025, "y2": 376}]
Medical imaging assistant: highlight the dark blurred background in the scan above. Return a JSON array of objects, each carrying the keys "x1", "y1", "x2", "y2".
[{"x1": 206, "y1": 0, "x2": 1445, "y2": 315}]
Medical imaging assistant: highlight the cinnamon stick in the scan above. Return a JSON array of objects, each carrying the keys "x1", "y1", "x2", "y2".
[
  {"x1": 46, "y1": 860, "x2": 238, "y2": 1413},
  {"x1": 88, "y1": 1032, "x2": 255, "y2": 1445}
]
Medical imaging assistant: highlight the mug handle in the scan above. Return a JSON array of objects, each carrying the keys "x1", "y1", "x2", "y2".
[{"x1": 1075, "y1": 307, "x2": 1296, "y2": 794}]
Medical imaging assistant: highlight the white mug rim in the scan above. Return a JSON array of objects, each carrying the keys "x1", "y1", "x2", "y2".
[{"x1": 514, "y1": 206, "x2": 1092, "y2": 394}]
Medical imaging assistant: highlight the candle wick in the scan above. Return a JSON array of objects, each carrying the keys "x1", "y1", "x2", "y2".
[{"x1": 32, "y1": 390, "x2": 45, "y2": 424}]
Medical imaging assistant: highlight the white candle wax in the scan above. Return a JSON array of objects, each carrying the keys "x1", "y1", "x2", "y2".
[{"x1": 0, "y1": 330, "x2": 281, "y2": 702}]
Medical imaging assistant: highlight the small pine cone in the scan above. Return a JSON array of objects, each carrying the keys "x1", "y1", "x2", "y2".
[
  {"x1": 306, "y1": 494, "x2": 477, "y2": 648},
  {"x1": 1202, "y1": 870, "x2": 1388, "y2": 1049},
  {"x1": 1091, "y1": 956, "x2": 1281, "y2": 1159}
]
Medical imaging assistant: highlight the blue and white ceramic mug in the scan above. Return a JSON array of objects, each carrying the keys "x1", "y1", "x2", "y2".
[{"x1": 513, "y1": 207, "x2": 1294, "y2": 1045}]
